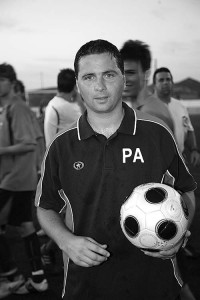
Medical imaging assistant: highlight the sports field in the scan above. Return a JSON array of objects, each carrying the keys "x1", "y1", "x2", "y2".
[{"x1": 4, "y1": 111, "x2": 200, "y2": 300}]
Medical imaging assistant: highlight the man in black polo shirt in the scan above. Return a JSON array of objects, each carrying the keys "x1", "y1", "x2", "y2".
[{"x1": 35, "y1": 39, "x2": 196, "y2": 300}]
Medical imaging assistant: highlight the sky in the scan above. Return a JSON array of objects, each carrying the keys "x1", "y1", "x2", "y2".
[{"x1": 0, "y1": 0, "x2": 200, "y2": 90}]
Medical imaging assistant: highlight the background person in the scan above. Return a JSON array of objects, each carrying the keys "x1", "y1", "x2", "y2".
[
  {"x1": 119, "y1": 39, "x2": 174, "y2": 132},
  {"x1": 44, "y1": 68, "x2": 82, "y2": 147},
  {"x1": 0, "y1": 63, "x2": 48, "y2": 295},
  {"x1": 36, "y1": 39, "x2": 196, "y2": 300},
  {"x1": 153, "y1": 67, "x2": 200, "y2": 168},
  {"x1": 14, "y1": 79, "x2": 46, "y2": 175}
]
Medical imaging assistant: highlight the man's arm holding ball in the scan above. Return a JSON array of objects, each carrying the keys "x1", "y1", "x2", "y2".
[{"x1": 143, "y1": 191, "x2": 195, "y2": 259}]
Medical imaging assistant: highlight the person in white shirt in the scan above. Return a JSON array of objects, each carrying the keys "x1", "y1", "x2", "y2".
[
  {"x1": 44, "y1": 68, "x2": 82, "y2": 147},
  {"x1": 153, "y1": 67, "x2": 200, "y2": 167}
]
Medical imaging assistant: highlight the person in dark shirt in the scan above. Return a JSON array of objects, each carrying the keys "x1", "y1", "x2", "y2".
[{"x1": 36, "y1": 39, "x2": 196, "y2": 300}]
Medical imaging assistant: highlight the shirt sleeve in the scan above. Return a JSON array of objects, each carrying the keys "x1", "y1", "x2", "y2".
[
  {"x1": 182, "y1": 106, "x2": 194, "y2": 132},
  {"x1": 44, "y1": 104, "x2": 58, "y2": 147},
  {"x1": 161, "y1": 127, "x2": 197, "y2": 193},
  {"x1": 11, "y1": 104, "x2": 37, "y2": 144},
  {"x1": 35, "y1": 142, "x2": 66, "y2": 213}
]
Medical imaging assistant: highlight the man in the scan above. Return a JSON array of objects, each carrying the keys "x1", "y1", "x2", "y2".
[
  {"x1": 120, "y1": 40, "x2": 174, "y2": 131},
  {"x1": 44, "y1": 68, "x2": 82, "y2": 147},
  {"x1": 36, "y1": 39, "x2": 196, "y2": 300},
  {"x1": 153, "y1": 67, "x2": 200, "y2": 167},
  {"x1": 0, "y1": 63, "x2": 48, "y2": 294}
]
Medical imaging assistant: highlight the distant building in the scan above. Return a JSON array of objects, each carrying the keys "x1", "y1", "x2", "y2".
[{"x1": 173, "y1": 78, "x2": 200, "y2": 100}]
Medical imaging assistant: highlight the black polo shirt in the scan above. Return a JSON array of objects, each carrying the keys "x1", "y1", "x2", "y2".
[{"x1": 36, "y1": 103, "x2": 196, "y2": 300}]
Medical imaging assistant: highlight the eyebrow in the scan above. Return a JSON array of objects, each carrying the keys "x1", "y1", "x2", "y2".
[
  {"x1": 82, "y1": 73, "x2": 94, "y2": 77},
  {"x1": 81, "y1": 70, "x2": 118, "y2": 77}
]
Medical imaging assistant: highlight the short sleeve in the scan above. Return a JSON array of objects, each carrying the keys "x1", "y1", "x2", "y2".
[
  {"x1": 10, "y1": 104, "x2": 37, "y2": 144},
  {"x1": 161, "y1": 128, "x2": 196, "y2": 192},
  {"x1": 35, "y1": 142, "x2": 66, "y2": 213}
]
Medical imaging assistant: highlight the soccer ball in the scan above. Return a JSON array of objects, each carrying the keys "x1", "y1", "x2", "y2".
[{"x1": 120, "y1": 183, "x2": 189, "y2": 251}]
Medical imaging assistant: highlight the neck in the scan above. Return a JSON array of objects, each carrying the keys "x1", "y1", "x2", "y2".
[
  {"x1": 136, "y1": 86, "x2": 151, "y2": 107},
  {"x1": 87, "y1": 105, "x2": 124, "y2": 138},
  {"x1": 155, "y1": 91, "x2": 171, "y2": 103},
  {"x1": 123, "y1": 83, "x2": 150, "y2": 109},
  {"x1": 57, "y1": 92, "x2": 73, "y2": 102}
]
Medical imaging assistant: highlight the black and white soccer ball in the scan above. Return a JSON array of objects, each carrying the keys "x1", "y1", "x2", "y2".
[{"x1": 120, "y1": 183, "x2": 189, "y2": 251}]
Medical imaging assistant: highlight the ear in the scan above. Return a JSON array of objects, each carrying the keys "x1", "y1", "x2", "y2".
[
  {"x1": 144, "y1": 70, "x2": 150, "y2": 81},
  {"x1": 76, "y1": 81, "x2": 80, "y2": 93}
]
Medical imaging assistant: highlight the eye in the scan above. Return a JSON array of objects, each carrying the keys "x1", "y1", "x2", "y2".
[
  {"x1": 104, "y1": 72, "x2": 116, "y2": 79},
  {"x1": 125, "y1": 71, "x2": 137, "y2": 76},
  {"x1": 83, "y1": 74, "x2": 95, "y2": 81}
]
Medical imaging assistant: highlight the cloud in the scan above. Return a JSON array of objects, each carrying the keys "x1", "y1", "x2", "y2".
[
  {"x1": 159, "y1": 39, "x2": 200, "y2": 58},
  {"x1": 0, "y1": 18, "x2": 17, "y2": 31}
]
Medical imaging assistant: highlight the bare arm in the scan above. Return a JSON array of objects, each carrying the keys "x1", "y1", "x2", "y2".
[
  {"x1": 37, "y1": 207, "x2": 110, "y2": 267},
  {"x1": 185, "y1": 131, "x2": 200, "y2": 167},
  {"x1": 0, "y1": 143, "x2": 36, "y2": 155}
]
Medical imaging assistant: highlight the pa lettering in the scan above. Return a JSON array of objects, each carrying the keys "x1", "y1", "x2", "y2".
[{"x1": 122, "y1": 148, "x2": 144, "y2": 163}]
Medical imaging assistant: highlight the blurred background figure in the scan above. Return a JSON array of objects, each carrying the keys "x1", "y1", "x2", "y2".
[
  {"x1": 44, "y1": 68, "x2": 82, "y2": 147},
  {"x1": 0, "y1": 63, "x2": 48, "y2": 295},
  {"x1": 14, "y1": 79, "x2": 46, "y2": 175},
  {"x1": 120, "y1": 39, "x2": 174, "y2": 131},
  {"x1": 153, "y1": 67, "x2": 200, "y2": 168}
]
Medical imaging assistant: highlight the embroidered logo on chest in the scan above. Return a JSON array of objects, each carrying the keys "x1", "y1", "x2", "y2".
[{"x1": 73, "y1": 161, "x2": 84, "y2": 170}]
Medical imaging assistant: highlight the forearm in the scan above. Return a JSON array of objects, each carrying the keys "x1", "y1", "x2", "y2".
[
  {"x1": 37, "y1": 206, "x2": 110, "y2": 267},
  {"x1": 0, "y1": 143, "x2": 36, "y2": 155},
  {"x1": 182, "y1": 191, "x2": 196, "y2": 228},
  {"x1": 44, "y1": 121, "x2": 57, "y2": 147},
  {"x1": 37, "y1": 206, "x2": 74, "y2": 250},
  {"x1": 185, "y1": 131, "x2": 198, "y2": 151}
]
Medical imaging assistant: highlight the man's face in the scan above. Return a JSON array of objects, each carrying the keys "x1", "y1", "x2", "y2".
[
  {"x1": 0, "y1": 77, "x2": 13, "y2": 98},
  {"x1": 77, "y1": 52, "x2": 125, "y2": 114},
  {"x1": 122, "y1": 60, "x2": 146, "y2": 100},
  {"x1": 154, "y1": 72, "x2": 173, "y2": 98}
]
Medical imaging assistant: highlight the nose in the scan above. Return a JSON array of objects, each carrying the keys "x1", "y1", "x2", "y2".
[{"x1": 94, "y1": 77, "x2": 106, "y2": 91}]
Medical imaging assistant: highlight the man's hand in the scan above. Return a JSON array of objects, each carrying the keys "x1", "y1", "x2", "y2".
[
  {"x1": 62, "y1": 235, "x2": 110, "y2": 267},
  {"x1": 141, "y1": 230, "x2": 191, "y2": 259}
]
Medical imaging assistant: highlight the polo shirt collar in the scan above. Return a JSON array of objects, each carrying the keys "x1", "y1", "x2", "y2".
[{"x1": 77, "y1": 102, "x2": 137, "y2": 140}]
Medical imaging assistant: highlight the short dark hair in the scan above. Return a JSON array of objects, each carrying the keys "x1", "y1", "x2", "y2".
[
  {"x1": 14, "y1": 79, "x2": 26, "y2": 101},
  {"x1": 74, "y1": 39, "x2": 124, "y2": 77},
  {"x1": 0, "y1": 63, "x2": 17, "y2": 82},
  {"x1": 57, "y1": 68, "x2": 76, "y2": 93},
  {"x1": 153, "y1": 67, "x2": 173, "y2": 84},
  {"x1": 120, "y1": 40, "x2": 151, "y2": 72},
  {"x1": 14, "y1": 80, "x2": 25, "y2": 94}
]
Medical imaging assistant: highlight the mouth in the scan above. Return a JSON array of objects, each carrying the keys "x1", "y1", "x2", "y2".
[
  {"x1": 162, "y1": 87, "x2": 170, "y2": 92},
  {"x1": 94, "y1": 96, "x2": 109, "y2": 101},
  {"x1": 124, "y1": 84, "x2": 135, "y2": 90}
]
